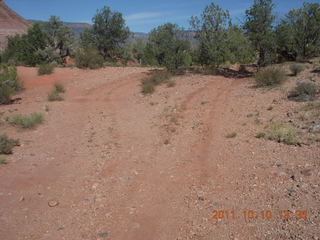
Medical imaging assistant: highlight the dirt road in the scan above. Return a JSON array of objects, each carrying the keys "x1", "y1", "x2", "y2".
[{"x1": 0, "y1": 67, "x2": 319, "y2": 239}]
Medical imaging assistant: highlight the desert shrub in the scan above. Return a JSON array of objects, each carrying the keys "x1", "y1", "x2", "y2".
[
  {"x1": 255, "y1": 67, "x2": 287, "y2": 87},
  {"x1": 226, "y1": 132, "x2": 237, "y2": 138},
  {"x1": 75, "y1": 48, "x2": 104, "y2": 69},
  {"x1": 255, "y1": 132, "x2": 266, "y2": 138},
  {"x1": 0, "y1": 157, "x2": 7, "y2": 165},
  {"x1": 290, "y1": 64, "x2": 304, "y2": 76},
  {"x1": 167, "y1": 80, "x2": 176, "y2": 88},
  {"x1": 0, "y1": 65, "x2": 22, "y2": 104},
  {"x1": 288, "y1": 82, "x2": 318, "y2": 102},
  {"x1": 8, "y1": 112, "x2": 44, "y2": 129},
  {"x1": 266, "y1": 123, "x2": 298, "y2": 145},
  {"x1": 239, "y1": 65, "x2": 247, "y2": 73},
  {"x1": 48, "y1": 83, "x2": 65, "y2": 101},
  {"x1": 0, "y1": 134, "x2": 19, "y2": 154},
  {"x1": 38, "y1": 63, "x2": 55, "y2": 75},
  {"x1": 53, "y1": 83, "x2": 65, "y2": 93},
  {"x1": 48, "y1": 91, "x2": 64, "y2": 101},
  {"x1": 141, "y1": 71, "x2": 172, "y2": 95}
]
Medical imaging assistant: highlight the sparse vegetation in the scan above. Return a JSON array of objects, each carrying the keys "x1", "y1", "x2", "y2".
[
  {"x1": 8, "y1": 112, "x2": 44, "y2": 129},
  {"x1": 226, "y1": 132, "x2": 237, "y2": 138},
  {"x1": 75, "y1": 48, "x2": 104, "y2": 69},
  {"x1": 0, "y1": 134, "x2": 19, "y2": 154},
  {"x1": 267, "y1": 106, "x2": 273, "y2": 111},
  {"x1": 288, "y1": 82, "x2": 318, "y2": 102},
  {"x1": 38, "y1": 63, "x2": 55, "y2": 75},
  {"x1": 255, "y1": 132, "x2": 266, "y2": 138},
  {"x1": 266, "y1": 122, "x2": 298, "y2": 145},
  {"x1": 48, "y1": 83, "x2": 65, "y2": 101},
  {"x1": 0, "y1": 157, "x2": 7, "y2": 165},
  {"x1": 141, "y1": 71, "x2": 172, "y2": 94},
  {"x1": 0, "y1": 65, "x2": 22, "y2": 104},
  {"x1": 289, "y1": 64, "x2": 304, "y2": 76},
  {"x1": 167, "y1": 80, "x2": 176, "y2": 88},
  {"x1": 255, "y1": 67, "x2": 287, "y2": 87},
  {"x1": 53, "y1": 83, "x2": 65, "y2": 93}
]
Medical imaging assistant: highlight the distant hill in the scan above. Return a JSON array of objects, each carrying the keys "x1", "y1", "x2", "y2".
[{"x1": 0, "y1": 0, "x2": 31, "y2": 50}]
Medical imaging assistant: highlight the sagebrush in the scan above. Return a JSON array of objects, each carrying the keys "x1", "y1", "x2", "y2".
[
  {"x1": 255, "y1": 67, "x2": 287, "y2": 87},
  {"x1": 0, "y1": 134, "x2": 19, "y2": 154},
  {"x1": 38, "y1": 63, "x2": 55, "y2": 75},
  {"x1": 0, "y1": 65, "x2": 22, "y2": 104},
  {"x1": 8, "y1": 112, "x2": 44, "y2": 129}
]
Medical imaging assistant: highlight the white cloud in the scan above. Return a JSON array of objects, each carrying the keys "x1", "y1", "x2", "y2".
[{"x1": 126, "y1": 12, "x2": 163, "y2": 21}]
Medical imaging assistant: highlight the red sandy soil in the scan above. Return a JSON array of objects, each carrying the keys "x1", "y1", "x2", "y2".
[{"x1": 0, "y1": 66, "x2": 319, "y2": 240}]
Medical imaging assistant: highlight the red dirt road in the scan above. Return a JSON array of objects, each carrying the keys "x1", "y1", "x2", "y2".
[{"x1": 0, "y1": 67, "x2": 319, "y2": 240}]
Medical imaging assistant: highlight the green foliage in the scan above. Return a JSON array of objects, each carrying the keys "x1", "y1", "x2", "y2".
[
  {"x1": 288, "y1": 82, "x2": 318, "y2": 101},
  {"x1": 53, "y1": 83, "x2": 65, "y2": 93},
  {"x1": 0, "y1": 157, "x2": 7, "y2": 165},
  {"x1": 2, "y1": 24, "x2": 48, "y2": 66},
  {"x1": 190, "y1": 3, "x2": 232, "y2": 68},
  {"x1": 75, "y1": 48, "x2": 104, "y2": 69},
  {"x1": 255, "y1": 132, "x2": 266, "y2": 138},
  {"x1": 141, "y1": 71, "x2": 172, "y2": 94},
  {"x1": 41, "y1": 16, "x2": 74, "y2": 60},
  {"x1": 0, "y1": 65, "x2": 22, "y2": 104},
  {"x1": 0, "y1": 134, "x2": 19, "y2": 154},
  {"x1": 255, "y1": 67, "x2": 287, "y2": 87},
  {"x1": 2, "y1": 16, "x2": 74, "y2": 66},
  {"x1": 143, "y1": 23, "x2": 192, "y2": 72},
  {"x1": 48, "y1": 83, "x2": 65, "y2": 101},
  {"x1": 226, "y1": 132, "x2": 237, "y2": 138},
  {"x1": 289, "y1": 64, "x2": 304, "y2": 76},
  {"x1": 8, "y1": 112, "x2": 44, "y2": 129},
  {"x1": 80, "y1": 6, "x2": 130, "y2": 59},
  {"x1": 275, "y1": 20, "x2": 297, "y2": 61},
  {"x1": 38, "y1": 63, "x2": 55, "y2": 75},
  {"x1": 244, "y1": 0, "x2": 276, "y2": 66},
  {"x1": 266, "y1": 123, "x2": 298, "y2": 145},
  {"x1": 278, "y1": 3, "x2": 320, "y2": 59},
  {"x1": 227, "y1": 26, "x2": 255, "y2": 64}
]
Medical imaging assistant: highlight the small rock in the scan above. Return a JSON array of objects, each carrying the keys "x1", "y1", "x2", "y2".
[
  {"x1": 164, "y1": 139, "x2": 170, "y2": 145},
  {"x1": 19, "y1": 196, "x2": 25, "y2": 202},
  {"x1": 48, "y1": 200, "x2": 59, "y2": 207}
]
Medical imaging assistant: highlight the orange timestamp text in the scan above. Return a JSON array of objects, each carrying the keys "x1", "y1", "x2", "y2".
[{"x1": 212, "y1": 209, "x2": 308, "y2": 221}]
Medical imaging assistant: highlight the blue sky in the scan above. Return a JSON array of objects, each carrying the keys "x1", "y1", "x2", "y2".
[{"x1": 5, "y1": 0, "x2": 320, "y2": 32}]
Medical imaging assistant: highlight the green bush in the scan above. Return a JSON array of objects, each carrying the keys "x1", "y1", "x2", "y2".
[
  {"x1": 266, "y1": 123, "x2": 298, "y2": 145},
  {"x1": 0, "y1": 134, "x2": 19, "y2": 154},
  {"x1": 289, "y1": 64, "x2": 304, "y2": 76},
  {"x1": 255, "y1": 67, "x2": 287, "y2": 87},
  {"x1": 288, "y1": 82, "x2": 318, "y2": 102},
  {"x1": 141, "y1": 71, "x2": 172, "y2": 95},
  {"x1": 8, "y1": 112, "x2": 44, "y2": 129},
  {"x1": 47, "y1": 83, "x2": 65, "y2": 101},
  {"x1": 48, "y1": 91, "x2": 64, "y2": 101},
  {"x1": 75, "y1": 48, "x2": 104, "y2": 69},
  {"x1": 0, "y1": 157, "x2": 7, "y2": 165},
  {"x1": 38, "y1": 63, "x2": 55, "y2": 75},
  {"x1": 53, "y1": 83, "x2": 65, "y2": 93},
  {"x1": 0, "y1": 65, "x2": 22, "y2": 104},
  {"x1": 226, "y1": 132, "x2": 237, "y2": 138}
]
